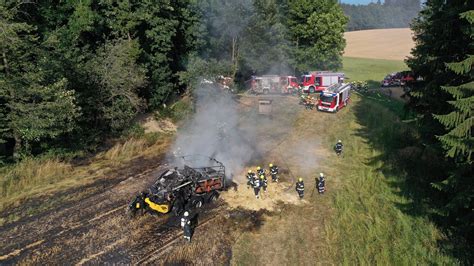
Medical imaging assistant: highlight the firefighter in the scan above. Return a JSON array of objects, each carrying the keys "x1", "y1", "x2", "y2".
[
  {"x1": 257, "y1": 166, "x2": 265, "y2": 177},
  {"x1": 317, "y1": 173, "x2": 326, "y2": 194},
  {"x1": 335, "y1": 140, "x2": 343, "y2": 156},
  {"x1": 269, "y1": 163, "x2": 279, "y2": 182},
  {"x1": 299, "y1": 94, "x2": 307, "y2": 105},
  {"x1": 295, "y1": 177, "x2": 305, "y2": 199},
  {"x1": 260, "y1": 174, "x2": 268, "y2": 193},
  {"x1": 246, "y1": 169, "x2": 255, "y2": 189},
  {"x1": 252, "y1": 175, "x2": 261, "y2": 199},
  {"x1": 181, "y1": 211, "x2": 193, "y2": 242}
]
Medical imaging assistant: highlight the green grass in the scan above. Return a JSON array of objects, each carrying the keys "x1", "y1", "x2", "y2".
[
  {"x1": 318, "y1": 57, "x2": 457, "y2": 264},
  {"x1": 343, "y1": 57, "x2": 409, "y2": 88},
  {"x1": 343, "y1": 56, "x2": 412, "y2": 116},
  {"x1": 322, "y1": 94, "x2": 456, "y2": 264}
]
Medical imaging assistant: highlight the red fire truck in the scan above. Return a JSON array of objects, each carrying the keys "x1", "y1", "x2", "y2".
[
  {"x1": 249, "y1": 75, "x2": 299, "y2": 94},
  {"x1": 301, "y1": 71, "x2": 345, "y2": 93},
  {"x1": 317, "y1": 83, "x2": 351, "y2": 113},
  {"x1": 280, "y1": 75, "x2": 299, "y2": 94}
]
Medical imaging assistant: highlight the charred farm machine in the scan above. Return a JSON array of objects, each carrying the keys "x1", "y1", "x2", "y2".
[
  {"x1": 128, "y1": 156, "x2": 226, "y2": 217},
  {"x1": 317, "y1": 83, "x2": 351, "y2": 113}
]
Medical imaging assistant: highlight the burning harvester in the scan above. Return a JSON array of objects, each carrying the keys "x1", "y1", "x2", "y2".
[{"x1": 128, "y1": 155, "x2": 226, "y2": 217}]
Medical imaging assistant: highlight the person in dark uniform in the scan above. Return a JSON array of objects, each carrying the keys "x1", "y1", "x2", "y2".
[
  {"x1": 252, "y1": 176, "x2": 261, "y2": 199},
  {"x1": 335, "y1": 140, "x2": 343, "y2": 156},
  {"x1": 260, "y1": 175, "x2": 268, "y2": 193},
  {"x1": 269, "y1": 163, "x2": 279, "y2": 182},
  {"x1": 295, "y1": 177, "x2": 305, "y2": 199},
  {"x1": 257, "y1": 166, "x2": 265, "y2": 178},
  {"x1": 246, "y1": 169, "x2": 256, "y2": 189},
  {"x1": 317, "y1": 173, "x2": 326, "y2": 194},
  {"x1": 181, "y1": 211, "x2": 193, "y2": 242}
]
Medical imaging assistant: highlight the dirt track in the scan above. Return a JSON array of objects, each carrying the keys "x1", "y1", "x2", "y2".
[
  {"x1": 344, "y1": 28, "x2": 414, "y2": 60},
  {"x1": 0, "y1": 95, "x2": 336, "y2": 264}
]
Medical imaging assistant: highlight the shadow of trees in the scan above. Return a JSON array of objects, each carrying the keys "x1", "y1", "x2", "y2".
[{"x1": 352, "y1": 93, "x2": 472, "y2": 263}]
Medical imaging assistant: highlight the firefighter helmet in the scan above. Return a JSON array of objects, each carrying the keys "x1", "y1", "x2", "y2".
[
  {"x1": 260, "y1": 175, "x2": 264, "y2": 179},
  {"x1": 184, "y1": 211, "x2": 189, "y2": 217},
  {"x1": 269, "y1": 163, "x2": 273, "y2": 167},
  {"x1": 320, "y1": 173, "x2": 324, "y2": 177},
  {"x1": 257, "y1": 166, "x2": 261, "y2": 171},
  {"x1": 298, "y1": 177, "x2": 303, "y2": 182},
  {"x1": 248, "y1": 169, "x2": 252, "y2": 174}
]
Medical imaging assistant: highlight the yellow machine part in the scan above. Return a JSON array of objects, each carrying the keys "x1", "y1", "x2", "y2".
[{"x1": 144, "y1": 197, "x2": 170, "y2": 214}]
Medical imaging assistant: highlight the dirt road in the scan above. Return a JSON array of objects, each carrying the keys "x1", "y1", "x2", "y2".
[{"x1": 0, "y1": 95, "x2": 336, "y2": 264}]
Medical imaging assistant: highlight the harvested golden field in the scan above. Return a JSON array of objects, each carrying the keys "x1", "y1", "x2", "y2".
[{"x1": 344, "y1": 28, "x2": 414, "y2": 60}]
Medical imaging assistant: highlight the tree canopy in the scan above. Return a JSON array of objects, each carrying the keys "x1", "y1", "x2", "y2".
[{"x1": 0, "y1": 0, "x2": 348, "y2": 160}]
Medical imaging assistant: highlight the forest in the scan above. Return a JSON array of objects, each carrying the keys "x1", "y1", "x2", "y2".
[
  {"x1": 342, "y1": 0, "x2": 421, "y2": 31},
  {"x1": 0, "y1": 0, "x2": 347, "y2": 161}
]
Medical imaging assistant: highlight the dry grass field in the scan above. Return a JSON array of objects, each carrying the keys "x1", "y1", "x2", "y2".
[{"x1": 344, "y1": 28, "x2": 414, "y2": 60}]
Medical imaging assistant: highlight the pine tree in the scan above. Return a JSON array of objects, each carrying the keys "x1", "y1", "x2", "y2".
[
  {"x1": 1, "y1": 3, "x2": 80, "y2": 158},
  {"x1": 435, "y1": 55, "x2": 474, "y2": 161},
  {"x1": 431, "y1": 10, "x2": 474, "y2": 245}
]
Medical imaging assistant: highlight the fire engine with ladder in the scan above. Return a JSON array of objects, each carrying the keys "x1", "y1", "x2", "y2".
[{"x1": 317, "y1": 83, "x2": 351, "y2": 113}]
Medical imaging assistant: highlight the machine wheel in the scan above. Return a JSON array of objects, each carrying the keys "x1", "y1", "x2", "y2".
[
  {"x1": 208, "y1": 191, "x2": 220, "y2": 203},
  {"x1": 193, "y1": 198, "x2": 204, "y2": 208},
  {"x1": 309, "y1": 86, "x2": 315, "y2": 93}
]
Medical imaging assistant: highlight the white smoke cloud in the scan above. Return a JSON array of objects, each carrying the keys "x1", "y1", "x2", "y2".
[{"x1": 168, "y1": 84, "x2": 258, "y2": 179}]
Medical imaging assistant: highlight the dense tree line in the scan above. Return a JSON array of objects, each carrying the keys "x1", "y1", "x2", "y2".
[
  {"x1": 406, "y1": 0, "x2": 473, "y2": 259},
  {"x1": 341, "y1": 0, "x2": 421, "y2": 31},
  {"x1": 0, "y1": 0, "x2": 347, "y2": 162}
]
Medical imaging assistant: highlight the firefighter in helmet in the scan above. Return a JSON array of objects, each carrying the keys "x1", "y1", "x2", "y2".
[
  {"x1": 269, "y1": 163, "x2": 279, "y2": 182},
  {"x1": 317, "y1": 173, "x2": 326, "y2": 194},
  {"x1": 260, "y1": 174, "x2": 268, "y2": 193},
  {"x1": 295, "y1": 177, "x2": 305, "y2": 199},
  {"x1": 335, "y1": 140, "x2": 343, "y2": 156},
  {"x1": 246, "y1": 169, "x2": 256, "y2": 189},
  {"x1": 257, "y1": 166, "x2": 265, "y2": 177},
  {"x1": 300, "y1": 94, "x2": 307, "y2": 105},
  {"x1": 252, "y1": 174, "x2": 261, "y2": 199},
  {"x1": 181, "y1": 211, "x2": 193, "y2": 242}
]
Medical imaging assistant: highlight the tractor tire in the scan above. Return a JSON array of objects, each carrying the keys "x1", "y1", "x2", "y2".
[
  {"x1": 193, "y1": 198, "x2": 204, "y2": 209},
  {"x1": 208, "y1": 191, "x2": 220, "y2": 203},
  {"x1": 309, "y1": 86, "x2": 315, "y2": 93}
]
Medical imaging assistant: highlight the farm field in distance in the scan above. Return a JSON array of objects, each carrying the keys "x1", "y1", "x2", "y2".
[{"x1": 344, "y1": 28, "x2": 414, "y2": 61}]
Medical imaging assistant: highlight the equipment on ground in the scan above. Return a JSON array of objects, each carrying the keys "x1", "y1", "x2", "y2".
[
  {"x1": 128, "y1": 155, "x2": 226, "y2": 217},
  {"x1": 258, "y1": 99, "x2": 273, "y2": 115},
  {"x1": 317, "y1": 83, "x2": 351, "y2": 113},
  {"x1": 300, "y1": 71, "x2": 345, "y2": 93}
]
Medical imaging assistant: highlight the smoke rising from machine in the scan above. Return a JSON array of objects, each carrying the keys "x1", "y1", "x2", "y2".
[{"x1": 168, "y1": 84, "x2": 258, "y2": 179}]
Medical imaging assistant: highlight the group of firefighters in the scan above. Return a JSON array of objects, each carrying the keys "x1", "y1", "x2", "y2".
[
  {"x1": 245, "y1": 164, "x2": 327, "y2": 200},
  {"x1": 181, "y1": 140, "x2": 344, "y2": 242},
  {"x1": 246, "y1": 164, "x2": 280, "y2": 198},
  {"x1": 300, "y1": 94, "x2": 317, "y2": 110}
]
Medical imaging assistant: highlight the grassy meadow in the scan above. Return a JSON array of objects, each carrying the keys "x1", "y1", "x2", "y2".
[{"x1": 231, "y1": 57, "x2": 457, "y2": 264}]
